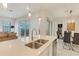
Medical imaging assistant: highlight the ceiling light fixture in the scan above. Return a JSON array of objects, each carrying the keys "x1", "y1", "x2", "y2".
[{"x1": 2, "y1": 3, "x2": 7, "y2": 8}]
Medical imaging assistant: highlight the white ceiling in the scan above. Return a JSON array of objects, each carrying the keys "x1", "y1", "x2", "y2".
[{"x1": 0, "y1": 3, "x2": 79, "y2": 18}]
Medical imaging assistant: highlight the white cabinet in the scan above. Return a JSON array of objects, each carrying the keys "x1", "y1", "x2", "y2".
[
  {"x1": 40, "y1": 46, "x2": 49, "y2": 56},
  {"x1": 52, "y1": 39, "x2": 57, "y2": 56},
  {"x1": 48, "y1": 43, "x2": 53, "y2": 56},
  {"x1": 49, "y1": 39, "x2": 57, "y2": 56},
  {"x1": 40, "y1": 39, "x2": 57, "y2": 56}
]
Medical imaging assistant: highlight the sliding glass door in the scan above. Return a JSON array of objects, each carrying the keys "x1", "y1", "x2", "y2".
[{"x1": 18, "y1": 20, "x2": 30, "y2": 37}]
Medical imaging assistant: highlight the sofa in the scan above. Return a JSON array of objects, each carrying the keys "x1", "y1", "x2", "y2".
[{"x1": 0, "y1": 32, "x2": 17, "y2": 42}]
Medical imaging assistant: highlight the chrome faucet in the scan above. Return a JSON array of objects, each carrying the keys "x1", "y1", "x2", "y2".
[{"x1": 31, "y1": 28, "x2": 38, "y2": 41}]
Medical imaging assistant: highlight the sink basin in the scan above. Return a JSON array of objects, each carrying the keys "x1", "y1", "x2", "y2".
[
  {"x1": 25, "y1": 39, "x2": 48, "y2": 49},
  {"x1": 35, "y1": 39, "x2": 48, "y2": 44},
  {"x1": 25, "y1": 42, "x2": 42, "y2": 49}
]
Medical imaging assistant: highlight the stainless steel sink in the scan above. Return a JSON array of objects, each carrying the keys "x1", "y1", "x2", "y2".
[
  {"x1": 25, "y1": 39, "x2": 48, "y2": 49},
  {"x1": 35, "y1": 39, "x2": 48, "y2": 44},
  {"x1": 25, "y1": 42, "x2": 42, "y2": 49}
]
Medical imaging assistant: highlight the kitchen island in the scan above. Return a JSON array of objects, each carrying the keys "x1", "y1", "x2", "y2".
[{"x1": 0, "y1": 35, "x2": 57, "y2": 56}]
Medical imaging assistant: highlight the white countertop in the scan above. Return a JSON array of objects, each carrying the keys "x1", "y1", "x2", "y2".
[{"x1": 0, "y1": 35, "x2": 56, "y2": 56}]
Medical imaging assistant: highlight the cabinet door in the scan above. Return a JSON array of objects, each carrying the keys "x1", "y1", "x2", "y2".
[
  {"x1": 39, "y1": 39, "x2": 57, "y2": 56},
  {"x1": 40, "y1": 46, "x2": 49, "y2": 56},
  {"x1": 52, "y1": 39, "x2": 57, "y2": 56},
  {"x1": 48, "y1": 43, "x2": 53, "y2": 56}
]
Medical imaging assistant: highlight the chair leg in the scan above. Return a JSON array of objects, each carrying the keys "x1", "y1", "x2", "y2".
[
  {"x1": 63, "y1": 42, "x2": 72, "y2": 50},
  {"x1": 70, "y1": 42, "x2": 74, "y2": 51},
  {"x1": 63, "y1": 43, "x2": 68, "y2": 50},
  {"x1": 63, "y1": 43, "x2": 66, "y2": 49}
]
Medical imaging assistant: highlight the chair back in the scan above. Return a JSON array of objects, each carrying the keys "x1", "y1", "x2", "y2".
[
  {"x1": 73, "y1": 33, "x2": 79, "y2": 45},
  {"x1": 63, "y1": 31, "x2": 71, "y2": 43}
]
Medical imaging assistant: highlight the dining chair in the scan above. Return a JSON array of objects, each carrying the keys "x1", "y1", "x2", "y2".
[
  {"x1": 72, "y1": 33, "x2": 79, "y2": 52},
  {"x1": 63, "y1": 31, "x2": 71, "y2": 50},
  {"x1": 72, "y1": 33, "x2": 79, "y2": 45}
]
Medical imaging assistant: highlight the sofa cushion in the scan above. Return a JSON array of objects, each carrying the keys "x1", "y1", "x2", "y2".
[
  {"x1": 0, "y1": 32, "x2": 8, "y2": 38},
  {"x1": 8, "y1": 32, "x2": 16, "y2": 37}
]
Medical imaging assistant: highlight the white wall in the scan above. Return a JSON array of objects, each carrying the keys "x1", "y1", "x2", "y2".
[
  {"x1": 52, "y1": 16, "x2": 79, "y2": 36},
  {"x1": 29, "y1": 17, "x2": 49, "y2": 37},
  {"x1": 52, "y1": 17, "x2": 64, "y2": 36},
  {"x1": 40, "y1": 19, "x2": 48, "y2": 35},
  {"x1": 0, "y1": 16, "x2": 79, "y2": 38},
  {"x1": 15, "y1": 16, "x2": 49, "y2": 38}
]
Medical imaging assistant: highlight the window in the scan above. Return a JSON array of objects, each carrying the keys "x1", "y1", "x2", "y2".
[{"x1": 2, "y1": 20, "x2": 11, "y2": 32}]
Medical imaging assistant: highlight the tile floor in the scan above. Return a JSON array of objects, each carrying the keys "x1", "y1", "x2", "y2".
[{"x1": 57, "y1": 39, "x2": 79, "y2": 56}]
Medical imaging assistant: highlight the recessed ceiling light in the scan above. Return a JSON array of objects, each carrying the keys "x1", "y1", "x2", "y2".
[
  {"x1": 38, "y1": 17, "x2": 42, "y2": 21},
  {"x1": 26, "y1": 7, "x2": 29, "y2": 10}
]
